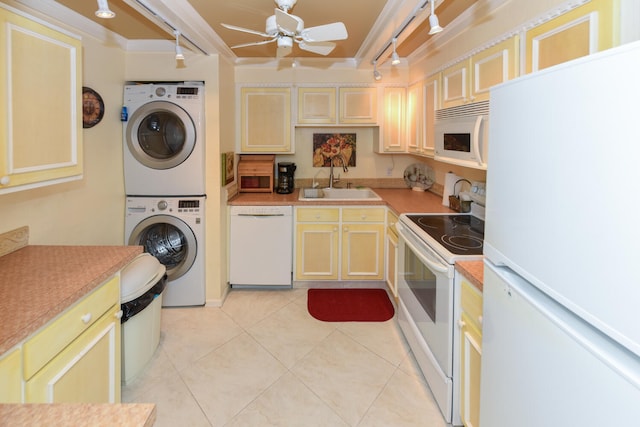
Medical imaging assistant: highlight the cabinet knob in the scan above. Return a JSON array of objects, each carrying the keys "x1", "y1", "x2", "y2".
[
  {"x1": 0, "y1": 176, "x2": 9, "y2": 186},
  {"x1": 343, "y1": 226, "x2": 349, "y2": 232},
  {"x1": 478, "y1": 315, "x2": 483, "y2": 325},
  {"x1": 458, "y1": 319, "x2": 466, "y2": 328},
  {"x1": 115, "y1": 310, "x2": 123, "y2": 320},
  {"x1": 81, "y1": 313, "x2": 92, "y2": 324},
  {"x1": 361, "y1": 215, "x2": 367, "y2": 220}
]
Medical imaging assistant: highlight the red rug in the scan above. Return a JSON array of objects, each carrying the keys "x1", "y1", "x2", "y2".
[{"x1": 307, "y1": 288, "x2": 395, "y2": 322}]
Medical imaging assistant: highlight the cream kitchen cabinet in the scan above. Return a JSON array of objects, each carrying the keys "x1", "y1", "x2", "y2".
[
  {"x1": 525, "y1": 0, "x2": 616, "y2": 73},
  {"x1": 385, "y1": 209, "x2": 399, "y2": 298},
  {"x1": 377, "y1": 87, "x2": 406, "y2": 153},
  {"x1": 240, "y1": 87, "x2": 292, "y2": 153},
  {"x1": 297, "y1": 87, "x2": 337, "y2": 125},
  {"x1": 295, "y1": 207, "x2": 384, "y2": 281},
  {"x1": 458, "y1": 276, "x2": 483, "y2": 427},
  {"x1": 338, "y1": 87, "x2": 378, "y2": 124},
  {"x1": 0, "y1": 7, "x2": 82, "y2": 194},
  {"x1": 0, "y1": 346, "x2": 22, "y2": 403},
  {"x1": 406, "y1": 73, "x2": 439, "y2": 157},
  {"x1": 441, "y1": 61, "x2": 470, "y2": 108},
  {"x1": 22, "y1": 275, "x2": 121, "y2": 403},
  {"x1": 470, "y1": 36, "x2": 519, "y2": 103}
]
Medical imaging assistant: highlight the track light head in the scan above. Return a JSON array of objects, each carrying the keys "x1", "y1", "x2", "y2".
[
  {"x1": 95, "y1": 0, "x2": 115, "y2": 19},
  {"x1": 372, "y1": 61, "x2": 382, "y2": 81},
  {"x1": 391, "y1": 38, "x2": 401, "y2": 66},
  {"x1": 428, "y1": 0, "x2": 444, "y2": 35}
]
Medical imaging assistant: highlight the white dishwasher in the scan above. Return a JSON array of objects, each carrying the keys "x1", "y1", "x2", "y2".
[{"x1": 229, "y1": 205, "x2": 293, "y2": 287}]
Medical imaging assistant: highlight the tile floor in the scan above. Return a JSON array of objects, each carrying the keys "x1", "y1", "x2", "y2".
[{"x1": 122, "y1": 288, "x2": 448, "y2": 427}]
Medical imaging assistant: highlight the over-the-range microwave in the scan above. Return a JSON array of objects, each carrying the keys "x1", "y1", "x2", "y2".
[{"x1": 434, "y1": 100, "x2": 489, "y2": 170}]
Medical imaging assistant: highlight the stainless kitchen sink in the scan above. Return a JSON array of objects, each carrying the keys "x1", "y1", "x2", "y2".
[{"x1": 298, "y1": 187, "x2": 382, "y2": 201}]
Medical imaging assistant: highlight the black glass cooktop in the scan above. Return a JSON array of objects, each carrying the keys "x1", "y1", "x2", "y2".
[{"x1": 406, "y1": 214, "x2": 485, "y2": 256}]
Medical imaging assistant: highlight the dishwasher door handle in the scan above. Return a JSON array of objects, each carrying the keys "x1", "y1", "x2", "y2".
[{"x1": 237, "y1": 213, "x2": 285, "y2": 217}]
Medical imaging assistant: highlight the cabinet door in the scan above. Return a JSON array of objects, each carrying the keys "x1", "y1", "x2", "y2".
[
  {"x1": 342, "y1": 223, "x2": 384, "y2": 280},
  {"x1": 459, "y1": 312, "x2": 482, "y2": 427},
  {"x1": 526, "y1": 0, "x2": 616, "y2": 73},
  {"x1": 295, "y1": 223, "x2": 339, "y2": 280},
  {"x1": 25, "y1": 306, "x2": 121, "y2": 403},
  {"x1": 442, "y1": 61, "x2": 470, "y2": 108},
  {"x1": 380, "y1": 87, "x2": 406, "y2": 153},
  {"x1": 298, "y1": 87, "x2": 336, "y2": 124},
  {"x1": 338, "y1": 87, "x2": 377, "y2": 124},
  {"x1": 0, "y1": 8, "x2": 82, "y2": 193},
  {"x1": 470, "y1": 36, "x2": 519, "y2": 103},
  {"x1": 0, "y1": 347, "x2": 22, "y2": 403},
  {"x1": 421, "y1": 74, "x2": 439, "y2": 156},
  {"x1": 240, "y1": 87, "x2": 292, "y2": 153},
  {"x1": 406, "y1": 82, "x2": 423, "y2": 154}
]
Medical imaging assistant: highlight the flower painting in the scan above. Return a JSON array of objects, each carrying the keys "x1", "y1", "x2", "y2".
[{"x1": 312, "y1": 133, "x2": 356, "y2": 167}]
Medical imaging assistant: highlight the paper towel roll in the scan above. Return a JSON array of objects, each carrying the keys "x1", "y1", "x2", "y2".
[{"x1": 442, "y1": 172, "x2": 459, "y2": 207}]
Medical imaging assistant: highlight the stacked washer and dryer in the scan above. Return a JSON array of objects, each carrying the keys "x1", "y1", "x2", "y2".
[{"x1": 123, "y1": 82, "x2": 206, "y2": 307}]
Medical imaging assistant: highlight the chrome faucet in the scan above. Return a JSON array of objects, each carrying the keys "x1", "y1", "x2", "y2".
[{"x1": 329, "y1": 154, "x2": 348, "y2": 188}]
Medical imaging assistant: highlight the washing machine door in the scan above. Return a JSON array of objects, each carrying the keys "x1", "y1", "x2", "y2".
[
  {"x1": 126, "y1": 101, "x2": 196, "y2": 170},
  {"x1": 128, "y1": 215, "x2": 196, "y2": 281}
]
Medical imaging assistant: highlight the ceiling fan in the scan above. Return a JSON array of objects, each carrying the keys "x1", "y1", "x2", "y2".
[{"x1": 221, "y1": 0, "x2": 348, "y2": 57}]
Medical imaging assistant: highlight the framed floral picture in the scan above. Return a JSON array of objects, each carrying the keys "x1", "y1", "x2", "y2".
[{"x1": 312, "y1": 133, "x2": 356, "y2": 167}]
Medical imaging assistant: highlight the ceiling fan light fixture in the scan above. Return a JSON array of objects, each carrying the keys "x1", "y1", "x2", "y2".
[
  {"x1": 95, "y1": 0, "x2": 115, "y2": 19},
  {"x1": 428, "y1": 0, "x2": 444, "y2": 35}
]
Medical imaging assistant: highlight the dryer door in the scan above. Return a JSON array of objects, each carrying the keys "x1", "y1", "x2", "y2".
[
  {"x1": 125, "y1": 101, "x2": 196, "y2": 170},
  {"x1": 128, "y1": 215, "x2": 196, "y2": 281}
]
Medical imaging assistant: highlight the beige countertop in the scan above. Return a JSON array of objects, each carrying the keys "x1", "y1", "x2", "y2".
[
  {"x1": 229, "y1": 188, "x2": 455, "y2": 215},
  {"x1": 456, "y1": 260, "x2": 484, "y2": 292},
  {"x1": 0, "y1": 245, "x2": 142, "y2": 354},
  {"x1": 0, "y1": 403, "x2": 156, "y2": 427}
]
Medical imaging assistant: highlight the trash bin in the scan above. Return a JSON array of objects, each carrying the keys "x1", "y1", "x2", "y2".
[{"x1": 120, "y1": 253, "x2": 167, "y2": 385}]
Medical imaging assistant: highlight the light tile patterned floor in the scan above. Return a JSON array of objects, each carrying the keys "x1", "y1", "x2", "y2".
[{"x1": 122, "y1": 288, "x2": 448, "y2": 427}]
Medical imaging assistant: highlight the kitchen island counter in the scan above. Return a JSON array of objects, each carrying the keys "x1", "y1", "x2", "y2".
[{"x1": 0, "y1": 245, "x2": 142, "y2": 354}]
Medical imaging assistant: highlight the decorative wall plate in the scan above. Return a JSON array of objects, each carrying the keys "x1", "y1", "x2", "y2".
[{"x1": 82, "y1": 87, "x2": 104, "y2": 128}]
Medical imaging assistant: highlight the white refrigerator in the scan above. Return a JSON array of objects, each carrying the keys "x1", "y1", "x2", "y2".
[{"x1": 481, "y1": 41, "x2": 640, "y2": 426}]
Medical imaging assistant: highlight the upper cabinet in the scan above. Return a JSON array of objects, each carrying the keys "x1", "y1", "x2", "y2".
[
  {"x1": 441, "y1": 60, "x2": 470, "y2": 109},
  {"x1": 470, "y1": 36, "x2": 519, "y2": 103},
  {"x1": 379, "y1": 87, "x2": 406, "y2": 153},
  {"x1": 338, "y1": 87, "x2": 378, "y2": 124},
  {"x1": 297, "y1": 86, "x2": 378, "y2": 126},
  {"x1": 407, "y1": 74, "x2": 439, "y2": 158},
  {"x1": 239, "y1": 87, "x2": 292, "y2": 153},
  {"x1": 526, "y1": 0, "x2": 616, "y2": 73},
  {"x1": 0, "y1": 7, "x2": 82, "y2": 194}
]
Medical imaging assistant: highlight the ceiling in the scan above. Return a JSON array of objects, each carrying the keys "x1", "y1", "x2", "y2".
[{"x1": 46, "y1": 0, "x2": 475, "y2": 66}]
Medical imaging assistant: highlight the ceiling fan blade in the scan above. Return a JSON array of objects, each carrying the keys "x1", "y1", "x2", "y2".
[
  {"x1": 298, "y1": 41, "x2": 336, "y2": 56},
  {"x1": 230, "y1": 38, "x2": 278, "y2": 49},
  {"x1": 301, "y1": 22, "x2": 348, "y2": 42},
  {"x1": 277, "y1": 45, "x2": 293, "y2": 57},
  {"x1": 221, "y1": 23, "x2": 271, "y2": 38},
  {"x1": 275, "y1": 8, "x2": 303, "y2": 35}
]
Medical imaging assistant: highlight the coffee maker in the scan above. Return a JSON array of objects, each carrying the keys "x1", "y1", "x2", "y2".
[{"x1": 276, "y1": 162, "x2": 296, "y2": 194}]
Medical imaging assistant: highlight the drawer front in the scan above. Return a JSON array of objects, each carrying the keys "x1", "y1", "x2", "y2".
[
  {"x1": 23, "y1": 275, "x2": 119, "y2": 380},
  {"x1": 296, "y1": 208, "x2": 340, "y2": 222},
  {"x1": 460, "y1": 280, "x2": 483, "y2": 330},
  {"x1": 342, "y1": 208, "x2": 385, "y2": 222}
]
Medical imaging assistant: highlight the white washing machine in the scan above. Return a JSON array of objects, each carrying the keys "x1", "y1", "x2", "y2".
[
  {"x1": 125, "y1": 196, "x2": 205, "y2": 307},
  {"x1": 123, "y1": 82, "x2": 205, "y2": 196}
]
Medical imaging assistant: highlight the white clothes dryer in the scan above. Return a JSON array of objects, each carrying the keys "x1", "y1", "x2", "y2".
[
  {"x1": 125, "y1": 196, "x2": 205, "y2": 307},
  {"x1": 123, "y1": 82, "x2": 205, "y2": 196}
]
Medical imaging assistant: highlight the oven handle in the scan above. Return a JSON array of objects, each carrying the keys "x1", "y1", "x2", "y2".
[{"x1": 396, "y1": 223, "x2": 449, "y2": 274}]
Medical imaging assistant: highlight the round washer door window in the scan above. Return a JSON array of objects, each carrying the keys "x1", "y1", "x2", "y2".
[
  {"x1": 128, "y1": 215, "x2": 197, "y2": 281},
  {"x1": 126, "y1": 101, "x2": 196, "y2": 170}
]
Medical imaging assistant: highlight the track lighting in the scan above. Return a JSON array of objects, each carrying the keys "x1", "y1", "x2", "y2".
[
  {"x1": 373, "y1": 61, "x2": 382, "y2": 81},
  {"x1": 391, "y1": 38, "x2": 401, "y2": 66},
  {"x1": 95, "y1": 0, "x2": 115, "y2": 19},
  {"x1": 428, "y1": 0, "x2": 444, "y2": 35},
  {"x1": 174, "y1": 31, "x2": 185, "y2": 62}
]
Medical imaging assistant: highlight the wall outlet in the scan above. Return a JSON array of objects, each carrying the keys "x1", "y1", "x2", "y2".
[{"x1": 386, "y1": 167, "x2": 393, "y2": 176}]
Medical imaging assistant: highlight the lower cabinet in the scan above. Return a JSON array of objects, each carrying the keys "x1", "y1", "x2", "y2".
[
  {"x1": 0, "y1": 347, "x2": 22, "y2": 403},
  {"x1": 385, "y1": 209, "x2": 399, "y2": 297},
  {"x1": 295, "y1": 207, "x2": 384, "y2": 281},
  {"x1": 0, "y1": 275, "x2": 121, "y2": 404},
  {"x1": 458, "y1": 277, "x2": 483, "y2": 427}
]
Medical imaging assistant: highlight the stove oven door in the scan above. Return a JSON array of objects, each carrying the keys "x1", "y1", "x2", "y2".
[{"x1": 396, "y1": 221, "x2": 456, "y2": 422}]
